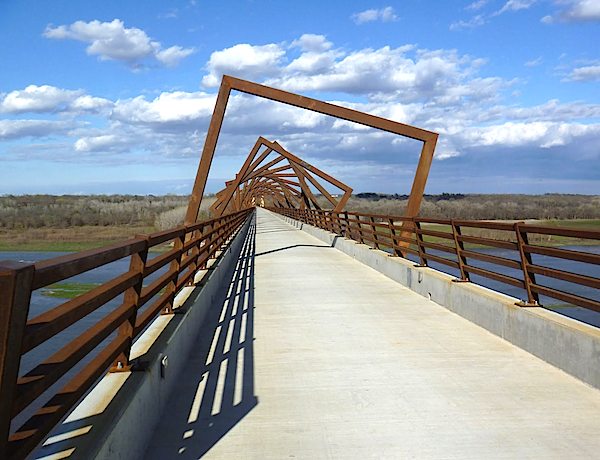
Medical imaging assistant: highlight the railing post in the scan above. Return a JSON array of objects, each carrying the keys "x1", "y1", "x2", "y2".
[
  {"x1": 163, "y1": 227, "x2": 186, "y2": 315},
  {"x1": 343, "y1": 211, "x2": 349, "y2": 238},
  {"x1": 111, "y1": 237, "x2": 149, "y2": 371},
  {"x1": 451, "y1": 220, "x2": 470, "y2": 282},
  {"x1": 355, "y1": 215, "x2": 365, "y2": 244},
  {"x1": 0, "y1": 261, "x2": 35, "y2": 453},
  {"x1": 369, "y1": 216, "x2": 380, "y2": 249},
  {"x1": 187, "y1": 225, "x2": 203, "y2": 286},
  {"x1": 414, "y1": 219, "x2": 427, "y2": 267},
  {"x1": 515, "y1": 222, "x2": 540, "y2": 306},
  {"x1": 388, "y1": 217, "x2": 399, "y2": 257}
]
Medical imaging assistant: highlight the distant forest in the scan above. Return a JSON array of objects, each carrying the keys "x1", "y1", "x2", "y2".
[{"x1": 0, "y1": 193, "x2": 599, "y2": 230}]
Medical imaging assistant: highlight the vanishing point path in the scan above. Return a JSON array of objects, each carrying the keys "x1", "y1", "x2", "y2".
[{"x1": 144, "y1": 208, "x2": 600, "y2": 459}]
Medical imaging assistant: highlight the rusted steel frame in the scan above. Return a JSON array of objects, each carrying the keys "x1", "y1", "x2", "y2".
[
  {"x1": 211, "y1": 142, "x2": 271, "y2": 214},
  {"x1": 530, "y1": 284, "x2": 600, "y2": 313},
  {"x1": 287, "y1": 162, "x2": 321, "y2": 210},
  {"x1": 0, "y1": 262, "x2": 34, "y2": 456},
  {"x1": 299, "y1": 167, "x2": 339, "y2": 209},
  {"x1": 262, "y1": 139, "x2": 353, "y2": 211},
  {"x1": 186, "y1": 76, "x2": 436, "y2": 223},
  {"x1": 32, "y1": 238, "x2": 147, "y2": 290},
  {"x1": 185, "y1": 78, "x2": 232, "y2": 224},
  {"x1": 23, "y1": 270, "x2": 142, "y2": 354},
  {"x1": 523, "y1": 244, "x2": 600, "y2": 266},
  {"x1": 463, "y1": 264, "x2": 526, "y2": 289},
  {"x1": 7, "y1": 335, "x2": 129, "y2": 460},
  {"x1": 139, "y1": 269, "x2": 178, "y2": 308},
  {"x1": 12, "y1": 300, "x2": 136, "y2": 418},
  {"x1": 515, "y1": 223, "x2": 540, "y2": 305}
]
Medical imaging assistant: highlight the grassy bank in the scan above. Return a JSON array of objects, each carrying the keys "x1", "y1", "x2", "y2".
[{"x1": 0, "y1": 225, "x2": 156, "y2": 252}]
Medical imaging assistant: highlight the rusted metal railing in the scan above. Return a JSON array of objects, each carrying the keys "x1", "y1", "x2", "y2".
[
  {"x1": 271, "y1": 208, "x2": 600, "y2": 313},
  {"x1": 0, "y1": 208, "x2": 253, "y2": 460}
]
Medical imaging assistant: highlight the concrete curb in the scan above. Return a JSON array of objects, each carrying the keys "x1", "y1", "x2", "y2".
[
  {"x1": 34, "y1": 213, "x2": 254, "y2": 460},
  {"x1": 272, "y1": 211, "x2": 600, "y2": 391}
]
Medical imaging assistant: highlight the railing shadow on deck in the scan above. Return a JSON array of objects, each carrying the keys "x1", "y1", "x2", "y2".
[{"x1": 144, "y1": 215, "x2": 259, "y2": 459}]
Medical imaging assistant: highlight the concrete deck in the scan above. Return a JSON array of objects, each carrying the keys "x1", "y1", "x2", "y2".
[{"x1": 144, "y1": 208, "x2": 600, "y2": 459}]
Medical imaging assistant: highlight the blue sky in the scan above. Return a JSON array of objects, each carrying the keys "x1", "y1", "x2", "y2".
[{"x1": 1, "y1": 0, "x2": 599, "y2": 195}]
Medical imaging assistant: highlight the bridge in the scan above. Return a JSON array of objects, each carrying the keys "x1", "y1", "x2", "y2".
[{"x1": 2, "y1": 77, "x2": 600, "y2": 459}]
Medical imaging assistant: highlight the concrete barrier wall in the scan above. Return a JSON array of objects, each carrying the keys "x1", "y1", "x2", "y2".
[
  {"x1": 35, "y1": 213, "x2": 254, "y2": 460},
  {"x1": 273, "y1": 211, "x2": 600, "y2": 391}
]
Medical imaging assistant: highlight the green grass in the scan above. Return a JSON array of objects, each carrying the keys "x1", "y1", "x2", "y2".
[
  {"x1": 40, "y1": 282, "x2": 168, "y2": 299},
  {"x1": 0, "y1": 241, "x2": 121, "y2": 252},
  {"x1": 0, "y1": 240, "x2": 170, "y2": 253},
  {"x1": 41, "y1": 282, "x2": 101, "y2": 299}
]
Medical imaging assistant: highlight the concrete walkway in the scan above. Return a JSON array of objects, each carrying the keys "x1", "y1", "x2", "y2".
[{"x1": 144, "y1": 208, "x2": 600, "y2": 459}]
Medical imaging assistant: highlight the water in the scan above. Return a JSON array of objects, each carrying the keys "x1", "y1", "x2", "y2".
[{"x1": 1, "y1": 250, "x2": 169, "y2": 432}]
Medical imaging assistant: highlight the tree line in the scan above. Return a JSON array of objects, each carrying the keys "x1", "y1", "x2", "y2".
[{"x1": 1, "y1": 193, "x2": 599, "y2": 230}]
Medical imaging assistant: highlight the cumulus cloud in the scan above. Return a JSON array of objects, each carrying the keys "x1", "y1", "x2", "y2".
[
  {"x1": 0, "y1": 119, "x2": 82, "y2": 140},
  {"x1": 43, "y1": 19, "x2": 194, "y2": 69},
  {"x1": 555, "y1": 0, "x2": 600, "y2": 22},
  {"x1": 111, "y1": 91, "x2": 216, "y2": 128},
  {"x1": 201, "y1": 43, "x2": 286, "y2": 87},
  {"x1": 351, "y1": 7, "x2": 398, "y2": 24},
  {"x1": 3, "y1": 34, "x2": 600, "y2": 190},
  {"x1": 0, "y1": 85, "x2": 83, "y2": 114},
  {"x1": 565, "y1": 64, "x2": 600, "y2": 82}
]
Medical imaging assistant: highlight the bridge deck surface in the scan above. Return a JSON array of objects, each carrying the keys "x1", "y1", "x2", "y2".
[{"x1": 144, "y1": 208, "x2": 600, "y2": 459}]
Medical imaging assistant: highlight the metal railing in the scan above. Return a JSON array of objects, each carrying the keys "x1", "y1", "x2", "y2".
[
  {"x1": 271, "y1": 207, "x2": 600, "y2": 313},
  {"x1": 0, "y1": 208, "x2": 253, "y2": 460}
]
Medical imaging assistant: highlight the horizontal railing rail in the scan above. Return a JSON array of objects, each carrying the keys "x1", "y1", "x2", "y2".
[
  {"x1": 270, "y1": 207, "x2": 600, "y2": 314},
  {"x1": 0, "y1": 208, "x2": 253, "y2": 460}
]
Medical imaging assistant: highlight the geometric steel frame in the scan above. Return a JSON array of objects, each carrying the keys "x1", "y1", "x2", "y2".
[
  {"x1": 185, "y1": 75, "x2": 438, "y2": 224},
  {"x1": 210, "y1": 136, "x2": 353, "y2": 216}
]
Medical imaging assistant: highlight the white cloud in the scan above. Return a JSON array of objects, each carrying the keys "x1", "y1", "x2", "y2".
[
  {"x1": 68, "y1": 95, "x2": 114, "y2": 114},
  {"x1": 201, "y1": 43, "x2": 286, "y2": 87},
  {"x1": 111, "y1": 91, "x2": 216, "y2": 126},
  {"x1": 524, "y1": 57, "x2": 543, "y2": 66},
  {"x1": 0, "y1": 119, "x2": 82, "y2": 140},
  {"x1": 290, "y1": 34, "x2": 333, "y2": 53},
  {"x1": 565, "y1": 64, "x2": 600, "y2": 82},
  {"x1": 74, "y1": 135, "x2": 119, "y2": 152},
  {"x1": 466, "y1": 0, "x2": 491, "y2": 11},
  {"x1": 351, "y1": 7, "x2": 398, "y2": 24},
  {"x1": 156, "y1": 46, "x2": 195, "y2": 67},
  {"x1": 0, "y1": 85, "x2": 83, "y2": 114},
  {"x1": 450, "y1": 14, "x2": 486, "y2": 30},
  {"x1": 43, "y1": 19, "x2": 194, "y2": 69},
  {"x1": 556, "y1": 0, "x2": 600, "y2": 22},
  {"x1": 493, "y1": 0, "x2": 539, "y2": 16}
]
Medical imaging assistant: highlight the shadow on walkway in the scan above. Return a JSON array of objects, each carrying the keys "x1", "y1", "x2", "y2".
[{"x1": 145, "y1": 215, "x2": 258, "y2": 459}]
